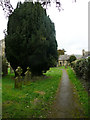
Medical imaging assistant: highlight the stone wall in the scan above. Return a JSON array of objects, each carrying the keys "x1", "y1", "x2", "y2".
[{"x1": 58, "y1": 60, "x2": 68, "y2": 66}]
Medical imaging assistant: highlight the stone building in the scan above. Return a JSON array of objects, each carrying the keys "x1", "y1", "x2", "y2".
[
  {"x1": 58, "y1": 54, "x2": 82, "y2": 66},
  {"x1": 58, "y1": 49, "x2": 90, "y2": 67},
  {"x1": 82, "y1": 49, "x2": 90, "y2": 58},
  {"x1": 58, "y1": 54, "x2": 70, "y2": 66}
]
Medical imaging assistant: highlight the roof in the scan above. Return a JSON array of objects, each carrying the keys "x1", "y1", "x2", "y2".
[
  {"x1": 74, "y1": 55, "x2": 82, "y2": 59},
  {"x1": 58, "y1": 54, "x2": 82, "y2": 61},
  {"x1": 58, "y1": 54, "x2": 70, "y2": 61}
]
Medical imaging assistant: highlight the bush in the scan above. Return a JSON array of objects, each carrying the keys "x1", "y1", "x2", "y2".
[
  {"x1": 68, "y1": 55, "x2": 77, "y2": 64},
  {"x1": 73, "y1": 59, "x2": 82, "y2": 77},
  {"x1": 88, "y1": 57, "x2": 90, "y2": 81},
  {"x1": 2, "y1": 57, "x2": 8, "y2": 76},
  {"x1": 71, "y1": 57, "x2": 90, "y2": 82}
]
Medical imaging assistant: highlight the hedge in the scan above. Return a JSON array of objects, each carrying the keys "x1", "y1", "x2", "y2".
[{"x1": 71, "y1": 57, "x2": 90, "y2": 82}]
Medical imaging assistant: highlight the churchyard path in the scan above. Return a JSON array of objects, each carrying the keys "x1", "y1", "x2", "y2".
[{"x1": 48, "y1": 69, "x2": 84, "y2": 118}]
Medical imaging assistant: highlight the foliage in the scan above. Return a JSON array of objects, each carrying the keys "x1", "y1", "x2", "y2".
[
  {"x1": 57, "y1": 49, "x2": 66, "y2": 57},
  {"x1": 5, "y1": 2, "x2": 58, "y2": 76},
  {"x1": 66, "y1": 66, "x2": 88, "y2": 117},
  {"x1": 0, "y1": 0, "x2": 77, "y2": 17},
  {"x1": 88, "y1": 57, "x2": 90, "y2": 81},
  {"x1": 71, "y1": 58, "x2": 90, "y2": 82},
  {"x1": 68, "y1": 55, "x2": 77, "y2": 64},
  {"x1": 2, "y1": 57, "x2": 8, "y2": 76},
  {"x1": 0, "y1": 0, "x2": 14, "y2": 17},
  {"x1": 2, "y1": 67, "x2": 62, "y2": 118}
]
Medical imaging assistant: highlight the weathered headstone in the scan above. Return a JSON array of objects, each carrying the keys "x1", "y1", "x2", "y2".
[
  {"x1": 15, "y1": 66, "x2": 22, "y2": 88},
  {"x1": 24, "y1": 67, "x2": 31, "y2": 85}
]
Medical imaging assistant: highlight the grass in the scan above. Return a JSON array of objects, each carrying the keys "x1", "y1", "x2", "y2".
[
  {"x1": 2, "y1": 67, "x2": 62, "y2": 118},
  {"x1": 66, "y1": 66, "x2": 88, "y2": 117}
]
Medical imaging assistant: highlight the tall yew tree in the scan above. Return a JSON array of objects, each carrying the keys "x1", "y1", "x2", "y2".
[{"x1": 5, "y1": 2, "x2": 58, "y2": 76}]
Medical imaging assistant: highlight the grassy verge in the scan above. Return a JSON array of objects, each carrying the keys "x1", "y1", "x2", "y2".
[
  {"x1": 2, "y1": 67, "x2": 62, "y2": 118},
  {"x1": 66, "y1": 66, "x2": 88, "y2": 117}
]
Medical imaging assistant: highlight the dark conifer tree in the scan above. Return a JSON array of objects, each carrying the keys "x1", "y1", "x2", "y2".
[{"x1": 5, "y1": 2, "x2": 58, "y2": 76}]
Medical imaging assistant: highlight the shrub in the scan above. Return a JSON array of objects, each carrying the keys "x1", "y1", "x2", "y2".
[
  {"x1": 73, "y1": 59, "x2": 82, "y2": 77},
  {"x1": 88, "y1": 57, "x2": 90, "y2": 82},
  {"x1": 68, "y1": 55, "x2": 77, "y2": 64},
  {"x1": 71, "y1": 58, "x2": 89, "y2": 82}
]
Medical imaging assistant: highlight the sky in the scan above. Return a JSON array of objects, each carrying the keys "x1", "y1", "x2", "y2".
[{"x1": 0, "y1": 0, "x2": 89, "y2": 55}]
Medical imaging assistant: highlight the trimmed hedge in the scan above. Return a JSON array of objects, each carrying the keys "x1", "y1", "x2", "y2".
[{"x1": 71, "y1": 57, "x2": 90, "y2": 82}]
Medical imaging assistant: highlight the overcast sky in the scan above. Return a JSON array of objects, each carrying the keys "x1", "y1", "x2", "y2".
[{"x1": 0, "y1": 0, "x2": 89, "y2": 55}]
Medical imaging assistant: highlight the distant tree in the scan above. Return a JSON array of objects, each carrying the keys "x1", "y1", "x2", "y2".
[
  {"x1": 68, "y1": 55, "x2": 77, "y2": 63},
  {"x1": 57, "y1": 49, "x2": 66, "y2": 56},
  {"x1": 0, "y1": 0, "x2": 14, "y2": 17},
  {"x1": 5, "y1": 2, "x2": 58, "y2": 76}
]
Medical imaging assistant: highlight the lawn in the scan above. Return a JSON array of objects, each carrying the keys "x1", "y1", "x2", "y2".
[
  {"x1": 2, "y1": 67, "x2": 62, "y2": 118},
  {"x1": 66, "y1": 66, "x2": 88, "y2": 117}
]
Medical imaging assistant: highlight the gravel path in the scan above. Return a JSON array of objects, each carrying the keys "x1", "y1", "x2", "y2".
[{"x1": 48, "y1": 69, "x2": 84, "y2": 118}]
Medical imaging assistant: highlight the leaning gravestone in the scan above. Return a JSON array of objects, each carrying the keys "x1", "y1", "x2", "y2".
[
  {"x1": 24, "y1": 67, "x2": 31, "y2": 85},
  {"x1": 15, "y1": 66, "x2": 22, "y2": 88}
]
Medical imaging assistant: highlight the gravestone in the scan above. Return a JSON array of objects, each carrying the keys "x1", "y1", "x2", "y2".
[
  {"x1": 15, "y1": 66, "x2": 22, "y2": 88},
  {"x1": 24, "y1": 67, "x2": 31, "y2": 85}
]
